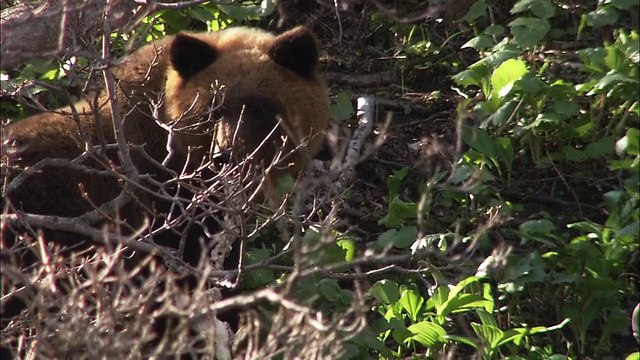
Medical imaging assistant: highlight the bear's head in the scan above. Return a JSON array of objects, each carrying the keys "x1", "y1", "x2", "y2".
[{"x1": 162, "y1": 26, "x2": 329, "y2": 177}]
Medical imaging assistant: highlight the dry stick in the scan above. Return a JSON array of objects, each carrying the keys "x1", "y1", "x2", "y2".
[{"x1": 342, "y1": 96, "x2": 376, "y2": 182}]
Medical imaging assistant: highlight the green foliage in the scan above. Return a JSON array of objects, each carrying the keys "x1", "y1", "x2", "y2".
[
  {"x1": 363, "y1": 0, "x2": 639, "y2": 358},
  {"x1": 368, "y1": 276, "x2": 568, "y2": 358},
  {"x1": 330, "y1": 92, "x2": 355, "y2": 121}
]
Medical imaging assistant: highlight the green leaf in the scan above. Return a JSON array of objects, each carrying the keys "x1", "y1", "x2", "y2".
[
  {"x1": 491, "y1": 58, "x2": 529, "y2": 98},
  {"x1": 471, "y1": 322, "x2": 504, "y2": 348},
  {"x1": 379, "y1": 197, "x2": 417, "y2": 228},
  {"x1": 443, "y1": 334, "x2": 479, "y2": 348},
  {"x1": 319, "y1": 279, "x2": 342, "y2": 302},
  {"x1": 392, "y1": 325, "x2": 413, "y2": 344},
  {"x1": 405, "y1": 321, "x2": 447, "y2": 347},
  {"x1": 520, "y1": 219, "x2": 556, "y2": 235},
  {"x1": 373, "y1": 229, "x2": 397, "y2": 250},
  {"x1": 460, "y1": 0, "x2": 487, "y2": 23},
  {"x1": 439, "y1": 294, "x2": 493, "y2": 315},
  {"x1": 508, "y1": 17, "x2": 551, "y2": 47},
  {"x1": 609, "y1": 0, "x2": 638, "y2": 9},
  {"x1": 452, "y1": 68, "x2": 484, "y2": 88},
  {"x1": 563, "y1": 146, "x2": 587, "y2": 162},
  {"x1": 484, "y1": 25, "x2": 505, "y2": 36},
  {"x1": 243, "y1": 248, "x2": 275, "y2": 288},
  {"x1": 583, "y1": 6, "x2": 619, "y2": 28},
  {"x1": 386, "y1": 167, "x2": 409, "y2": 197},
  {"x1": 585, "y1": 137, "x2": 615, "y2": 158},
  {"x1": 398, "y1": 285, "x2": 424, "y2": 322},
  {"x1": 370, "y1": 280, "x2": 400, "y2": 304},
  {"x1": 625, "y1": 353, "x2": 640, "y2": 360},
  {"x1": 330, "y1": 92, "x2": 355, "y2": 121},
  {"x1": 394, "y1": 226, "x2": 418, "y2": 249},
  {"x1": 495, "y1": 137, "x2": 514, "y2": 171},
  {"x1": 616, "y1": 128, "x2": 640, "y2": 156},
  {"x1": 462, "y1": 35, "x2": 494, "y2": 51},
  {"x1": 481, "y1": 99, "x2": 518, "y2": 127},
  {"x1": 186, "y1": 6, "x2": 216, "y2": 22},
  {"x1": 337, "y1": 239, "x2": 356, "y2": 261},
  {"x1": 461, "y1": 125, "x2": 498, "y2": 157},
  {"x1": 476, "y1": 309, "x2": 498, "y2": 327},
  {"x1": 591, "y1": 71, "x2": 639, "y2": 94},
  {"x1": 516, "y1": 73, "x2": 545, "y2": 95},
  {"x1": 511, "y1": 0, "x2": 555, "y2": 19}
]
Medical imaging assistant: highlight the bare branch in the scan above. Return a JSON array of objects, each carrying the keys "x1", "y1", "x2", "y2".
[{"x1": 0, "y1": 0, "x2": 152, "y2": 69}]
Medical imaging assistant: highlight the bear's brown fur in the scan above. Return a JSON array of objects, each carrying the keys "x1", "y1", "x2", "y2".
[{"x1": 3, "y1": 26, "x2": 329, "y2": 226}]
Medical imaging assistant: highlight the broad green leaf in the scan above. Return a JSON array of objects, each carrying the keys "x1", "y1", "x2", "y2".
[
  {"x1": 443, "y1": 334, "x2": 478, "y2": 348},
  {"x1": 244, "y1": 248, "x2": 275, "y2": 288},
  {"x1": 370, "y1": 280, "x2": 400, "y2": 304},
  {"x1": 516, "y1": 73, "x2": 545, "y2": 95},
  {"x1": 452, "y1": 68, "x2": 483, "y2": 88},
  {"x1": 476, "y1": 309, "x2": 498, "y2": 327},
  {"x1": 460, "y1": 0, "x2": 487, "y2": 23},
  {"x1": 481, "y1": 99, "x2": 518, "y2": 127},
  {"x1": 477, "y1": 49, "x2": 520, "y2": 70},
  {"x1": 392, "y1": 327, "x2": 412, "y2": 344},
  {"x1": 398, "y1": 285, "x2": 424, "y2": 322},
  {"x1": 511, "y1": 0, "x2": 555, "y2": 19},
  {"x1": 405, "y1": 321, "x2": 447, "y2": 347},
  {"x1": 187, "y1": 6, "x2": 216, "y2": 22},
  {"x1": 387, "y1": 167, "x2": 409, "y2": 197},
  {"x1": 491, "y1": 58, "x2": 528, "y2": 98},
  {"x1": 450, "y1": 276, "x2": 484, "y2": 299},
  {"x1": 553, "y1": 101, "x2": 581, "y2": 116},
  {"x1": 585, "y1": 137, "x2": 615, "y2": 158},
  {"x1": 563, "y1": 146, "x2": 587, "y2": 162},
  {"x1": 616, "y1": 128, "x2": 640, "y2": 156},
  {"x1": 583, "y1": 6, "x2": 619, "y2": 28},
  {"x1": 609, "y1": 0, "x2": 638, "y2": 9},
  {"x1": 603, "y1": 190, "x2": 627, "y2": 209},
  {"x1": 330, "y1": 92, "x2": 355, "y2": 121},
  {"x1": 337, "y1": 239, "x2": 356, "y2": 261},
  {"x1": 394, "y1": 226, "x2": 418, "y2": 249},
  {"x1": 495, "y1": 137, "x2": 514, "y2": 171},
  {"x1": 462, "y1": 35, "x2": 494, "y2": 50},
  {"x1": 484, "y1": 25, "x2": 505, "y2": 36},
  {"x1": 508, "y1": 17, "x2": 551, "y2": 48},
  {"x1": 461, "y1": 125, "x2": 497, "y2": 157},
  {"x1": 470, "y1": 322, "x2": 504, "y2": 348},
  {"x1": 319, "y1": 279, "x2": 342, "y2": 302},
  {"x1": 591, "y1": 71, "x2": 639, "y2": 94},
  {"x1": 438, "y1": 294, "x2": 493, "y2": 315},
  {"x1": 520, "y1": 219, "x2": 556, "y2": 235}
]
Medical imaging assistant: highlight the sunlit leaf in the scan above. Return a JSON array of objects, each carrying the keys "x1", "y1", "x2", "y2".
[
  {"x1": 370, "y1": 280, "x2": 400, "y2": 304},
  {"x1": 405, "y1": 321, "x2": 447, "y2": 347}
]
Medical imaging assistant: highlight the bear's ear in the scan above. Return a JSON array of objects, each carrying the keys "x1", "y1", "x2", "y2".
[
  {"x1": 268, "y1": 27, "x2": 318, "y2": 79},
  {"x1": 170, "y1": 33, "x2": 218, "y2": 80}
]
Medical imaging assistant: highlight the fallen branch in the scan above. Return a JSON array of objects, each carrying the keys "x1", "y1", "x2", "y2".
[{"x1": 341, "y1": 96, "x2": 376, "y2": 182}]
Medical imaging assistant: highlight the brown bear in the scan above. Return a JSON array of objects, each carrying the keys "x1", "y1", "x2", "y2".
[
  {"x1": 3, "y1": 26, "x2": 328, "y2": 235},
  {"x1": 1, "y1": 26, "x2": 329, "y2": 357}
]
